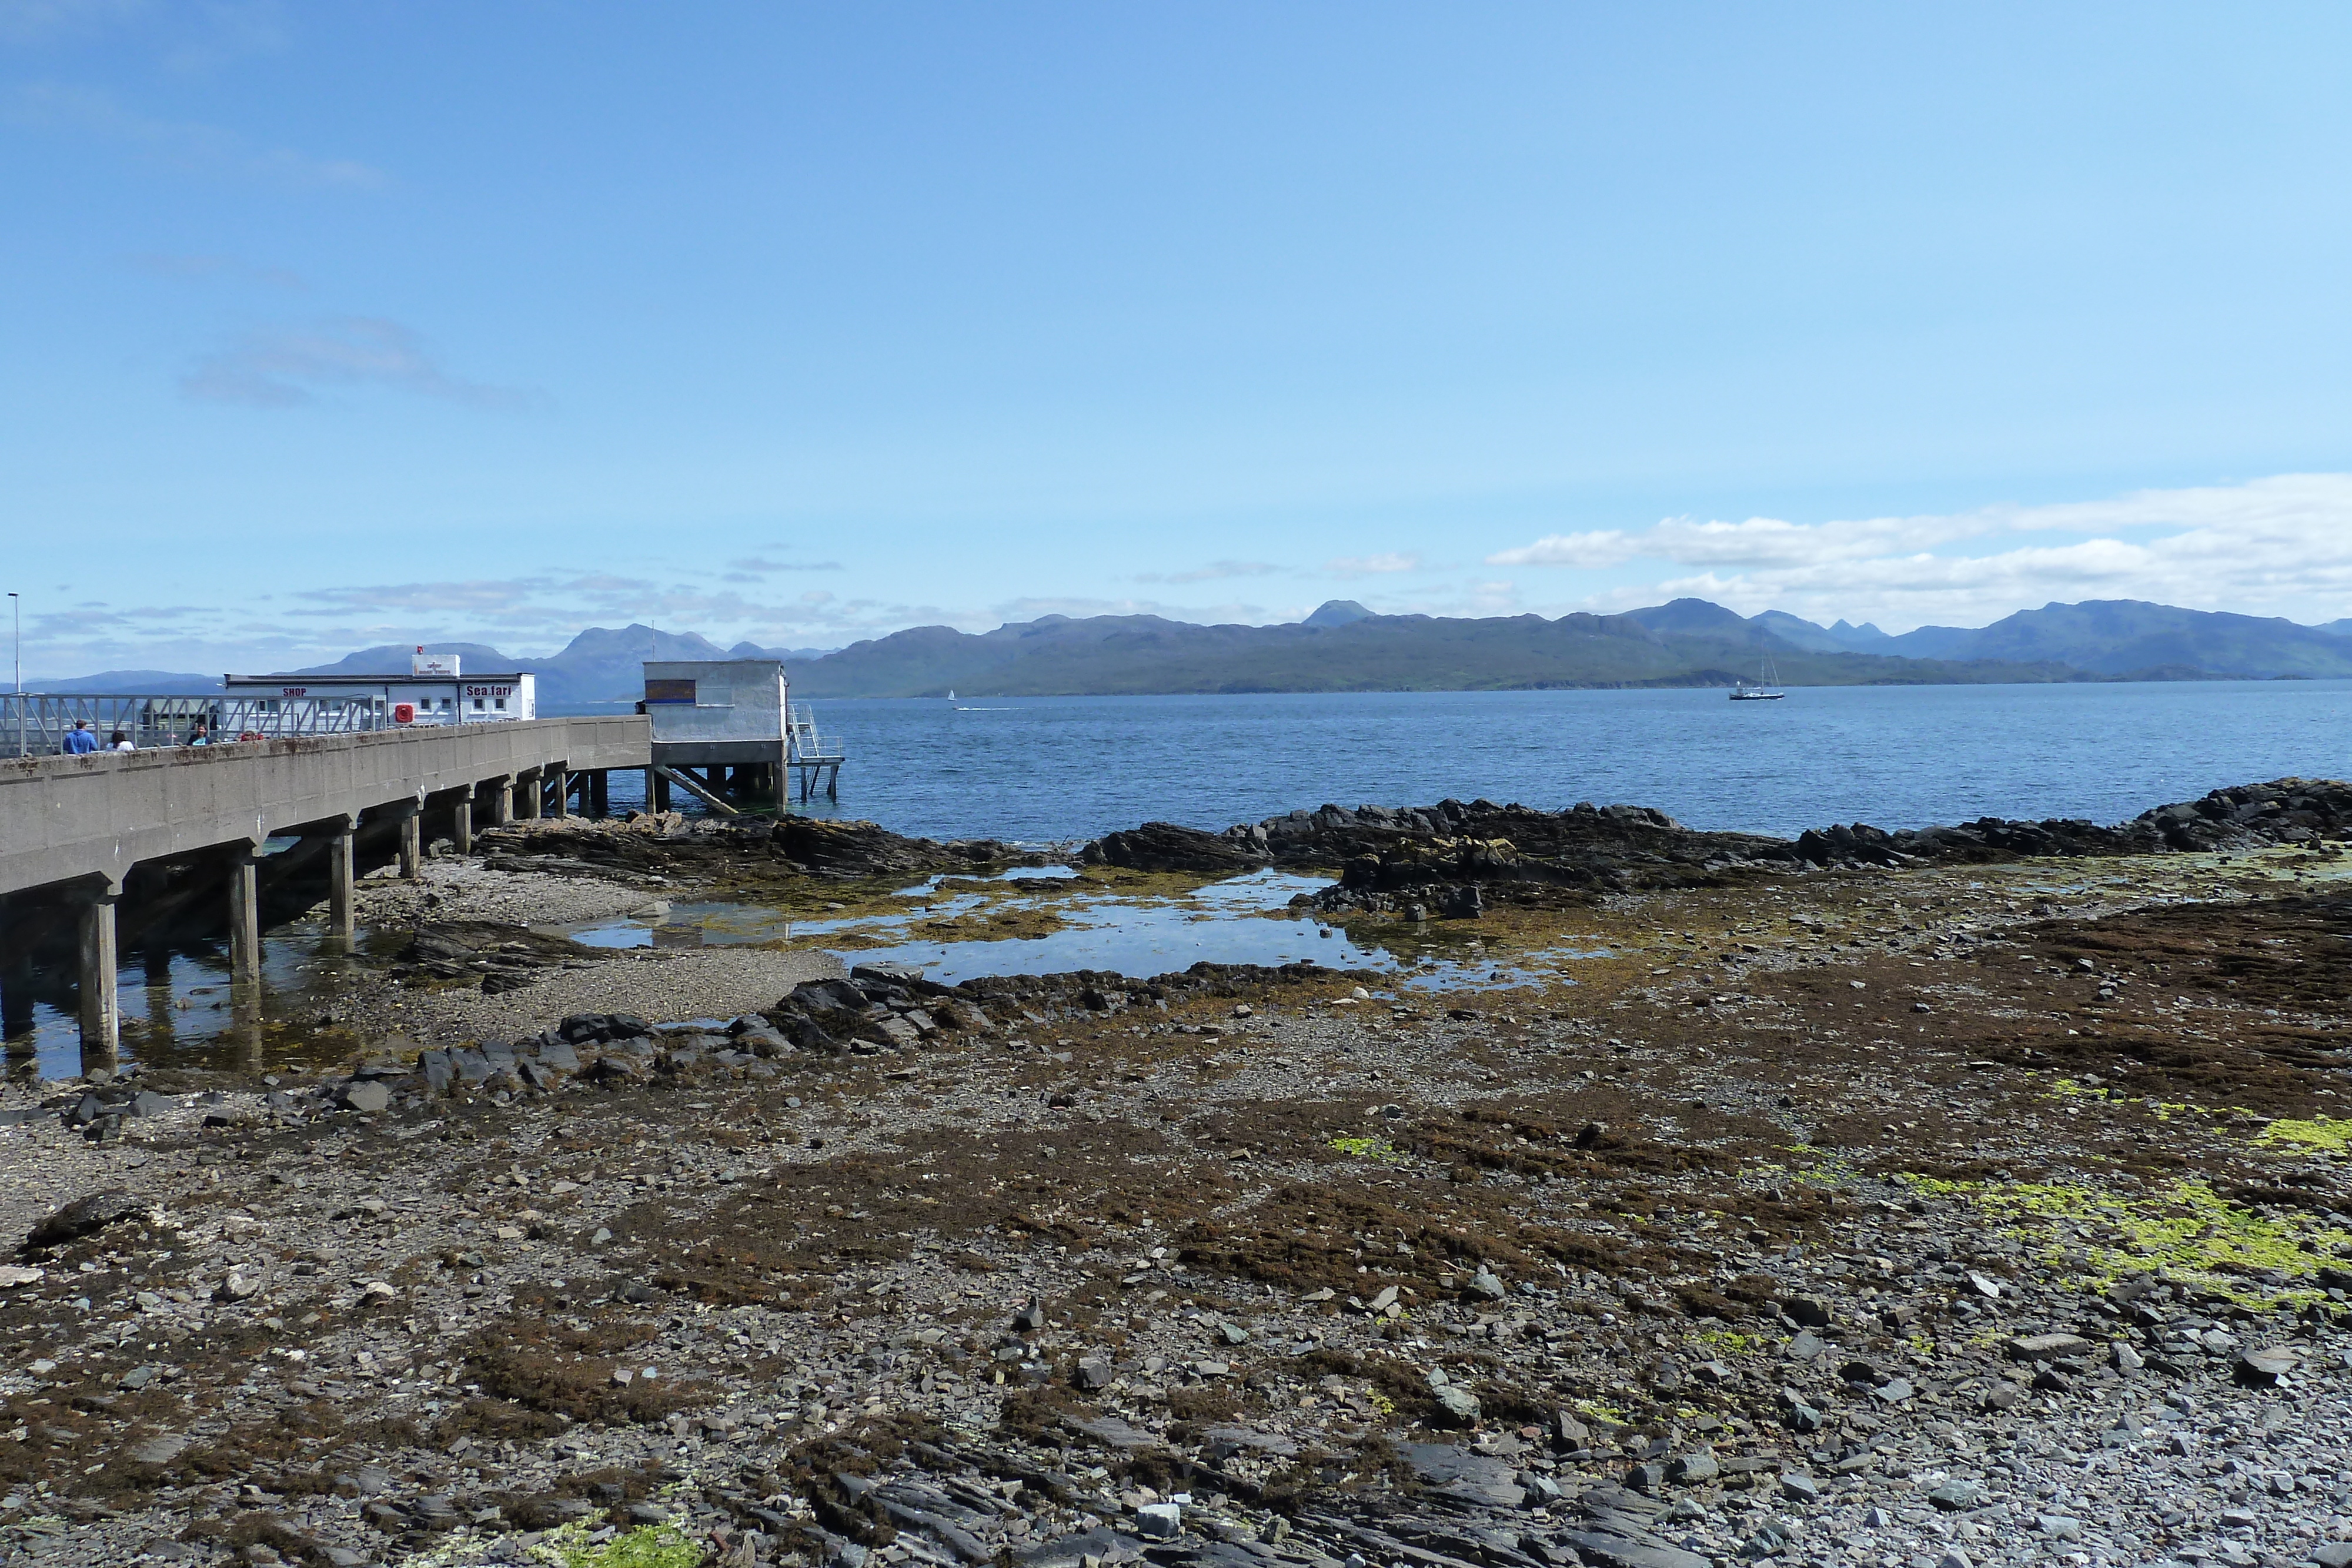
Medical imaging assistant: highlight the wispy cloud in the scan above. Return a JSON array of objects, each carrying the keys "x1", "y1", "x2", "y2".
[
  {"x1": 5, "y1": 81, "x2": 377, "y2": 185},
  {"x1": 181, "y1": 317, "x2": 544, "y2": 410},
  {"x1": 0, "y1": 1, "x2": 287, "y2": 68},
  {"x1": 1325, "y1": 552, "x2": 1423, "y2": 578},
  {"x1": 0, "y1": 0, "x2": 146, "y2": 48},
  {"x1": 1134, "y1": 559, "x2": 1281, "y2": 586},
  {"x1": 128, "y1": 252, "x2": 305, "y2": 290},
  {"x1": 727, "y1": 557, "x2": 844, "y2": 574}
]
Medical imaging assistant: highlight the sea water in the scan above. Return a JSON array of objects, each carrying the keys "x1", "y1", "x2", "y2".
[{"x1": 571, "y1": 678, "x2": 2352, "y2": 843}]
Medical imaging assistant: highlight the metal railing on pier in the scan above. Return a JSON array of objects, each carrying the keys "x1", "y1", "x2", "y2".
[
  {"x1": 784, "y1": 702, "x2": 844, "y2": 802},
  {"x1": 1, "y1": 693, "x2": 392, "y2": 757}
]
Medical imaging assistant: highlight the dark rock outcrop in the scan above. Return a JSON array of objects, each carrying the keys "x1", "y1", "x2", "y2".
[
  {"x1": 769, "y1": 817, "x2": 1028, "y2": 880},
  {"x1": 1081, "y1": 821, "x2": 1269, "y2": 874},
  {"x1": 1803, "y1": 778, "x2": 2352, "y2": 869},
  {"x1": 387, "y1": 921, "x2": 598, "y2": 990},
  {"x1": 25, "y1": 1190, "x2": 146, "y2": 1252},
  {"x1": 1075, "y1": 778, "x2": 2352, "y2": 917}
]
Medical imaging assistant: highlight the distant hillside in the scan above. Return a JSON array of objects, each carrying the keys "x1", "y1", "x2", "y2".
[
  {"x1": 288, "y1": 643, "x2": 517, "y2": 678},
  {"x1": 1758, "y1": 600, "x2": 2352, "y2": 678},
  {"x1": 786, "y1": 601, "x2": 2079, "y2": 697},
  {"x1": 28, "y1": 669, "x2": 222, "y2": 694}
]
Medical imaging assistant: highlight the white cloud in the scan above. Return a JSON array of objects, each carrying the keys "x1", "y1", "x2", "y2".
[
  {"x1": 1494, "y1": 473, "x2": 2352, "y2": 631},
  {"x1": 1484, "y1": 531, "x2": 1634, "y2": 569},
  {"x1": 181, "y1": 317, "x2": 543, "y2": 409},
  {"x1": 1135, "y1": 560, "x2": 1281, "y2": 585}
]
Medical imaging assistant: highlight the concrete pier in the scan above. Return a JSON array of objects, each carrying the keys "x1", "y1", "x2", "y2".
[{"x1": 1, "y1": 714, "x2": 650, "y2": 1055}]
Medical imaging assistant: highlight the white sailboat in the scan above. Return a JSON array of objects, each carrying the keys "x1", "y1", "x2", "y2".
[{"x1": 1729, "y1": 655, "x2": 1785, "y2": 701}]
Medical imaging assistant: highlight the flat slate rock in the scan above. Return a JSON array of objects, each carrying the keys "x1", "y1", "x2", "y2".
[
  {"x1": 2006, "y1": 1333, "x2": 2090, "y2": 1362},
  {"x1": 128, "y1": 1434, "x2": 189, "y2": 1466},
  {"x1": 1399, "y1": 1442, "x2": 1526, "y2": 1509},
  {"x1": 1400, "y1": 1443, "x2": 1519, "y2": 1490},
  {"x1": 1015, "y1": 1526, "x2": 1146, "y2": 1568},
  {"x1": 1558, "y1": 1520, "x2": 1709, "y2": 1568},
  {"x1": 1202, "y1": 1424, "x2": 1301, "y2": 1457},
  {"x1": 1066, "y1": 1415, "x2": 1161, "y2": 1452}
]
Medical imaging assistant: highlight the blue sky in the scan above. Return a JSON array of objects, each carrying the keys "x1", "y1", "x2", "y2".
[{"x1": 6, "y1": 2, "x2": 2352, "y2": 677}]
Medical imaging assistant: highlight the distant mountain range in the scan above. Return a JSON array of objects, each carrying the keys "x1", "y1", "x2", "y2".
[
  {"x1": 1761, "y1": 599, "x2": 2352, "y2": 678},
  {"x1": 30, "y1": 627, "x2": 838, "y2": 704},
  {"x1": 31, "y1": 597, "x2": 2352, "y2": 700}
]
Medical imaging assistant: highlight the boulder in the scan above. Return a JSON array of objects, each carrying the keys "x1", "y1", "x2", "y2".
[
  {"x1": 25, "y1": 1189, "x2": 145, "y2": 1251},
  {"x1": 1431, "y1": 1384, "x2": 1482, "y2": 1427},
  {"x1": 2006, "y1": 1333, "x2": 2091, "y2": 1363}
]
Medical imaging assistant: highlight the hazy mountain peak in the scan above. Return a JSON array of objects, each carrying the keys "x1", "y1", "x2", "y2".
[
  {"x1": 1304, "y1": 599, "x2": 1372, "y2": 627},
  {"x1": 1623, "y1": 598, "x2": 1753, "y2": 635}
]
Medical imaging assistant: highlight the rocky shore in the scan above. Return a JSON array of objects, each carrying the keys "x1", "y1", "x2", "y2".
[
  {"x1": 1081, "y1": 781, "x2": 2352, "y2": 922},
  {"x1": 1, "y1": 787, "x2": 2350, "y2": 1568}
]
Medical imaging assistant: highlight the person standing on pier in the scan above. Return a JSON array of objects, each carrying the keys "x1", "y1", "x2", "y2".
[
  {"x1": 62, "y1": 720, "x2": 99, "y2": 754},
  {"x1": 185, "y1": 719, "x2": 211, "y2": 746},
  {"x1": 109, "y1": 730, "x2": 133, "y2": 751}
]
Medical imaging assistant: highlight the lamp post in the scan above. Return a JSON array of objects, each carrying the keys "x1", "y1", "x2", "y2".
[{"x1": 7, "y1": 592, "x2": 18, "y2": 758}]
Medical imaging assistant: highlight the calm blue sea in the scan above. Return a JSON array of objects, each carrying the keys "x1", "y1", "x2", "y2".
[{"x1": 563, "y1": 679, "x2": 2352, "y2": 844}]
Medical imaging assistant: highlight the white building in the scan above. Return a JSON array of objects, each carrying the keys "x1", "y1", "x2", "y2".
[{"x1": 223, "y1": 653, "x2": 536, "y2": 726}]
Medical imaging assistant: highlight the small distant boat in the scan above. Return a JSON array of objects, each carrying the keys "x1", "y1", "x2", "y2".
[
  {"x1": 947, "y1": 689, "x2": 956, "y2": 701},
  {"x1": 1729, "y1": 656, "x2": 1785, "y2": 701}
]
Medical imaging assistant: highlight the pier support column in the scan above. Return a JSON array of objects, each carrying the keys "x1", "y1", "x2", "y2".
[
  {"x1": 228, "y1": 843, "x2": 263, "y2": 989},
  {"x1": 550, "y1": 764, "x2": 570, "y2": 819},
  {"x1": 590, "y1": 770, "x2": 609, "y2": 817},
  {"x1": 650, "y1": 766, "x2": 670, "y2": 813},
  {"x1": 395, "y1": 800, "x2": 423, "y2": 880},
  {"x1": 452, "y1": 793, "x2": 474, "y2": 855},
  {"x1": 517, "y1": 768, "x2": 543, "y2": 821},
  {"x1": 326, "y1": 813, "x2": 358, "y2": 948},
  {"x1": 485, "y1": 774, "x2": 513, "y2": 828},
  {"x1": 71, "y1": 877, "x2": 123, "y2": 1069}
]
